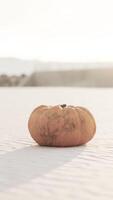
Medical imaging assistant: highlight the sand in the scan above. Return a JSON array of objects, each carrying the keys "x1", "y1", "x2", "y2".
[{"x1": 0, "y1": 87, "x2": 113, "y2": 200}]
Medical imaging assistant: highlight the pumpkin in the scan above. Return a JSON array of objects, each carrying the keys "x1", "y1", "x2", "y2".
[{"x1": 28, "y1": 104, "x2": 96, "y2": 147}]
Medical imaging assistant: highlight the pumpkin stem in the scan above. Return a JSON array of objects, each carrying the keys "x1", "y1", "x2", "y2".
[{"x1": 60, "y1": 104, "x2": 67, "y2": 108}]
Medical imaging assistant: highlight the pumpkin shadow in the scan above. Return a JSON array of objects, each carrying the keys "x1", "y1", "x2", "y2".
[{"x1": 0, "y1": 144, "x2": 86, "y2": 192}]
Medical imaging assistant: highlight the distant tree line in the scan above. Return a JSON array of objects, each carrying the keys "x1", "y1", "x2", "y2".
[
  {"x1": 0, "y1": 68, "x2": 113, "y2": 87},
  {"x1": 0, "y1": 74, "x2": 27, "y2": 86}
]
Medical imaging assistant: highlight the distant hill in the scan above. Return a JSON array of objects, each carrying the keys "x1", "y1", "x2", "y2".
[
  {"x1": 0, "y1": 58, "x2": 35, "y2": 75},
  {"x1": 0, "y1": 57, "x2": 113, "y2": 74}
]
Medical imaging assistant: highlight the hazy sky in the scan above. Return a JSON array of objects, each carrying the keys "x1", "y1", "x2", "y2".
[{"x1": 0, "y1": 0, "x2": 113, "y2": 62}]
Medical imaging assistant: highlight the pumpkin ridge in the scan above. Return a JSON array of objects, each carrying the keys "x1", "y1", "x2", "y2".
[
  {"x1": 74, "y1": 108, "x2": 84, "y2": 145},
  {"x1": 76, "y1": 107, "x2": 96, "y2": 143},
  {"x1": 76, "y1": 106, "x2": 96, "y2": 133}
]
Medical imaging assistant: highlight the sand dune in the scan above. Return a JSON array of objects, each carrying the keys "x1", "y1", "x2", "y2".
[{"x1": 0, "y1": 87, "x2": 113, "y2": 199}]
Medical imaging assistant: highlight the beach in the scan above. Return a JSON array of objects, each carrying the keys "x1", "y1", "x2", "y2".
[{"x1": 0, "y1": 87, "x2": 113, "y2": 200}]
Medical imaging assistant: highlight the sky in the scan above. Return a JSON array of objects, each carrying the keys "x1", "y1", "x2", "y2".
[{"x1": 0, "y1": 0, "x2": 113, "y2": 62}]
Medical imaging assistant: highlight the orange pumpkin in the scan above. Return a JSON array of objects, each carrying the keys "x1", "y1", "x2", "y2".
[{"x1": 28, "y1": 104, "x2": 96, "y2": 147}]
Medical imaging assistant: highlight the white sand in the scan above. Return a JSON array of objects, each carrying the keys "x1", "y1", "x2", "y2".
[{"x1": 0, "y1": 87, "x2": 113, "y2": 200}]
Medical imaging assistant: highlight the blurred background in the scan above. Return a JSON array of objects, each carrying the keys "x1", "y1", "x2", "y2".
[{"x1": 0, "y1": 0, "x2": 113, "y2": 87}]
